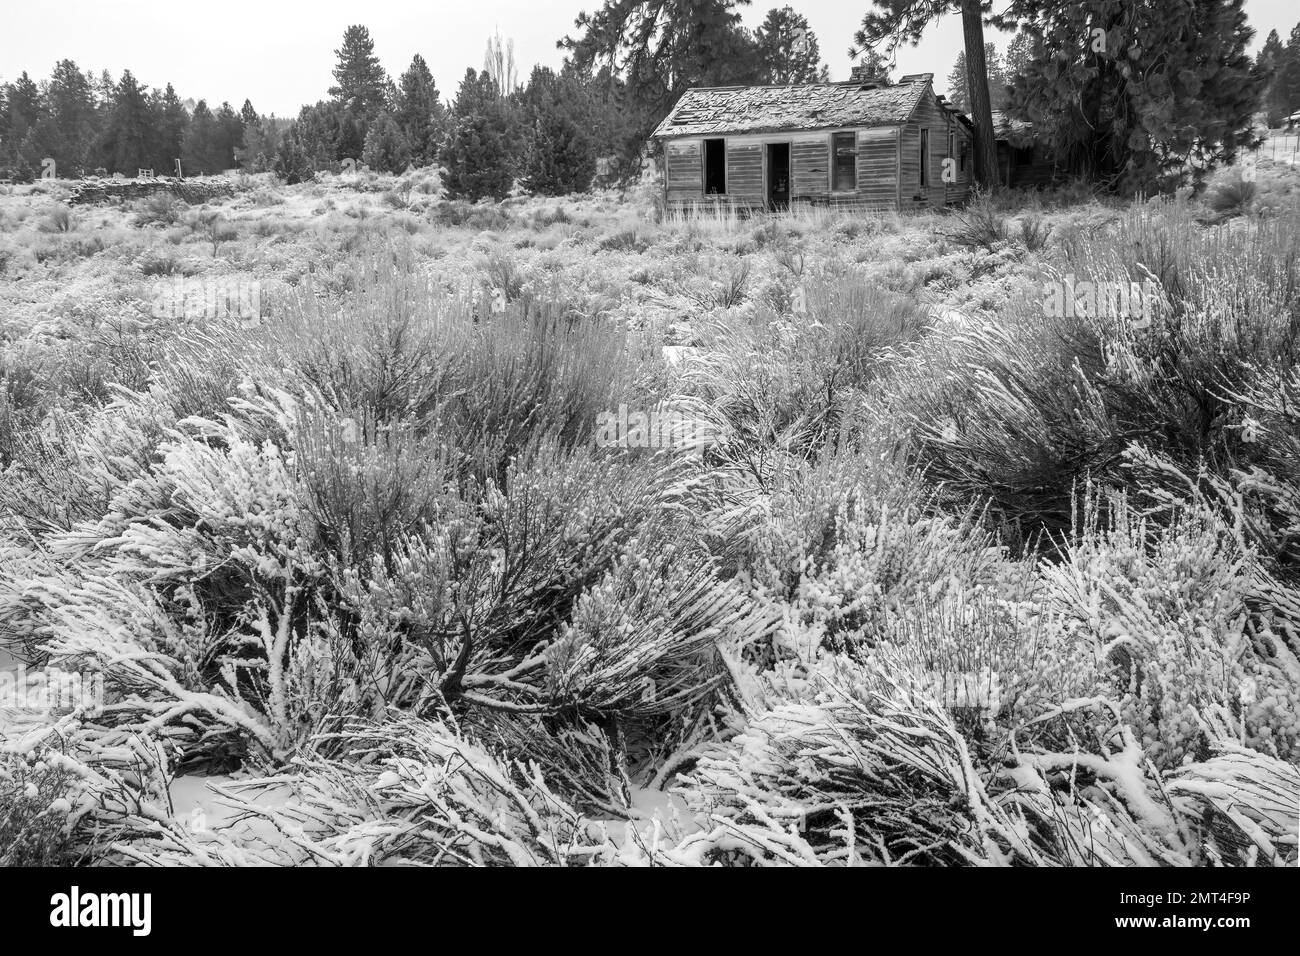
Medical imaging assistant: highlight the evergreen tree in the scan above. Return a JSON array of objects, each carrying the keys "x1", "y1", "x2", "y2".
[
  {"x1": 1003, "y1": 30, "x2": 1034, "y2": 79},
  {"x1": 215, "y1": 101, "x2": 244, "y2": 169},
  {"x1": 273, "y1": 128, "x2": 315, "y2": 184},
  {"x1": 945, "y1": 43, "x2": 1007, "y2": 112},
  {"x1": 155, "y1": 83, "x2": 188, "y2": 172},
  {"x1": 855, "y1": 0, "x2": 1001, "y2": 189},
  {"x1": 240, "y1": 99, "x2": 259, "y2": 128},
  {"x1": 995, "y1": 0, "x2": 1262, "y2": 192},
  {"x1": 1278, "y1": 23, "x2": 1300, "y2": 121},
  {"x1": 182, "y1": 99, "x2": 221, "y2": 174},
  {"x1": 395, "y1": 54, "x2": 445, "y2": 167},
  {"x1": 754, "y1": 6, "x2": 829, "y2": 84},
  {"x1": 2, "y1": 73, "x2": 44, "y2": 157},
  {"x1": 520, "y1": 66, "x2": 596, "y2": 195},
  {"x1": 37, "y1": 60, "x2": 97, "y2": 175},
  {"x1": 329, "y1": 25, "x2": 389, "y2": 124},
  {"x1": 101, "y1": 70, "x2": 155, "y2": 174},
  {"x1": 361, "y1": 112, "x2": 412, "y2": 172},
  {"x1": 562, "y1": 0, "x2": 762, "y2": 174},
  {"x1": 295, "y1": 101, "x2": 344, "y2": 166},
  {"x1": 441, "y1": 68, "x2": 514, "y2": 201}
]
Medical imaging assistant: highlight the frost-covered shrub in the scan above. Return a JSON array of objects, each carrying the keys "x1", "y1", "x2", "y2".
[
  {"x1": 147, "y1": 715, "x2": 620, "y2": 866},
  {"x1": 0, "y1": 750, "x2": 81, "y2": 865},
  {"x1": 1037, "y1": 491, "x2": 1293, "y2": 767}
]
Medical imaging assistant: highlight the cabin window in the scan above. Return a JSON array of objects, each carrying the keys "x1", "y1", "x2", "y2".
[
  {"x1": 920, "y1": 129, "x2": 930, "y2": 187},
  {"x1": 832, "y1": 132, "x2": 856, "y2": 191},
  {"x1": 947, "y1": 130, "x2": 955, "y2": 179},
  {"x1": 704, "y1": 139, "x2": 726, "y2": 194},
  {"x1": 1013, "y1": 145, "x2": 1034, "y2": 167}
]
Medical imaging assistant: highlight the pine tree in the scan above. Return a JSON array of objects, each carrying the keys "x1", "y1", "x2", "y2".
[
  {"x1": 854, "y1": 0, "x2": 1001, "y2": 189},
  {"x1": 240, "y1": 99, "x2": 259, "y2": 128},
  {"x1": 155, "y1": 84, "x2": 188, "y2": 172},
  {"x1": 329, "y1": 25, "x2": 389, "y2": 126},
  {"x1": 1257, "y1": 30, "x2": 1289, "y2": 126},
  {"x1": 1003, "y1": 31, "x2": 1033, "y2": 81},
  {"x1": 997, "y1": 0, "x2": 1262, "y2": 193},
  {"x1": 295, "y1": 101, "x2": 344, "y2": 166},
  {"x1": 945, "y1": 43, "x2": 1007, "y2": 112},
  {"x1": 1278, "y1": 23, "x2": 1300, "y2": 121},
  {"x1": 215, "y1": 101, "x2": 244, "y2": 169},
  {"x1": 36, "y1": 60, "x2": 97, "y2": 175},
  {"x1": 101, "y1": 70, "x2": 155, "y2": 174},
  {"x1": 754, "y1": 7, "x2": 829, "y2": 84},
  {"x1": 182, "y1": 99, "x2": 221, "y2": 174},
  {"x1": 562, "y1": 1, "x2": 762, "y2": 175},
  {"x1": 2, "y1": 73, "x2": 44, "y2": 159},
  {"x1": 361, "y1": 112, "x2": 411, "y2": 172},
  {"x1": 441, "y1": 68, "x2": 514, "y2": 201},
  {"x1": 395, "y1": 54, "x2": 445, "y2": 167}
]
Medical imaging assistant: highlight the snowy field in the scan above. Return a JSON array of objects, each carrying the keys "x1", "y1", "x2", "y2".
[{"x1": 2, "y1": 160, "x2": 1300, "y2": 867}]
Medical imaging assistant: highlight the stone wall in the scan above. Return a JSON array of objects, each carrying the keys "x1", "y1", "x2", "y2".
[{"x1": 69, "y1": 176, "x2": 237, "y2": 206}]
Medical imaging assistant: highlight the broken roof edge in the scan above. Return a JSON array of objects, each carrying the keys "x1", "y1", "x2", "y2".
[
  {"x1": 654, "y1": 119, "x2": 905, "y2": 141},
  {"x1": 651, "y1": 75, "x2": 933, "y2": 140}
]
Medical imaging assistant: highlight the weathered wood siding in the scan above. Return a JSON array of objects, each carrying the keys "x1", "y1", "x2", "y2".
[
  {"x1": 658, "y1": 83, "x2": 977, "y2": 214},
  {"x1": 858, "y1": 127, "x2": 900, "y2": 208},
  {"x1": 666, "y1": 140, "x2": 702, "y2": 202},
  {"x1": 791, "y1": 137, "x2": 829, "y2": 199},
  {"x1": 726, "y1": 141, "x2": 763, "y2": 200},
  {"x1": 902, "y1": 87, "x2": 970, "y2": 207}
]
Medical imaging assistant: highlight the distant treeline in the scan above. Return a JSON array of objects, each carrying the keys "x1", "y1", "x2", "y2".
[
  {"x1": 0, "y1": 62, "x2": 280, "y2": 180},
  {"x1": 0, "y1": 3, "x2": 830, "y2": 198}
]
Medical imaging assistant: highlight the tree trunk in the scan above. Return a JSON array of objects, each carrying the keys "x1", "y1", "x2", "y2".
[{"x1": 960, "y1": 0, "x2": 999, "y2": 190}]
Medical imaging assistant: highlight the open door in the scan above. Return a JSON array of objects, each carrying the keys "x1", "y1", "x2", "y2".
[{"x1": 766, "y1": 143, "x2": 790, "y2": 211}]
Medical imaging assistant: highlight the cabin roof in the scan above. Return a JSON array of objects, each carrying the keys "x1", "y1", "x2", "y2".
[
  {"x1": 652, "y1": 75, "x2": 934, "y2": 139},
  {"x1": 990, "y1": 110, "x2": 1036, "y2": 147}
]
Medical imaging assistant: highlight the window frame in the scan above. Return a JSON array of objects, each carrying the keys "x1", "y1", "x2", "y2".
[
  {"x1": 703, "y1": 138, "x2": 727, "y2": 195},
  {"x1": 831, "y1": 131, "x2": 857, "y2": 193},
  {"x1": 920, "y1": 128, "x2": 930, "y2": 188}
]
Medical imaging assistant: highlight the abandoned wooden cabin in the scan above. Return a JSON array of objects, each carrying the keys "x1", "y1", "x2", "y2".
[
  {"x1": 652, "y1": 68, "x2": 974, "y2": 214},
  {"x1": 991, "y1": 110, "x2": 1059, "y2": 188}
]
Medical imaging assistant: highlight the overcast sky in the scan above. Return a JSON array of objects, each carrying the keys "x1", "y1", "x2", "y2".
[{"x1": 0, "y1": 0, "x2": 1295, "y2": 117}]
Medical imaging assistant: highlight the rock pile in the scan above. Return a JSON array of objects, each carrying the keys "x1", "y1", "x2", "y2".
[{"x1": 69, "y1": 176, "x2": 237, "y2": 206}]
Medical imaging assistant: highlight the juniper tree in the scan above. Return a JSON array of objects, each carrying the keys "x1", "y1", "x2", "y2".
[
  {"x1": 361, "y1": 112, "x2": 412, "y2": 173},
  {"x1": 273, "y1": 128, "x2": 314, "y2": 184},
  {"x1": 441, "y1": 69, "x2": 515, "y2": 201},
  {"x1": 520, "y1": 66, "x2": 596, "y2": 195}
]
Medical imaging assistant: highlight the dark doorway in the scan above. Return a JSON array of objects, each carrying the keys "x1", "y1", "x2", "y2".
[
  {"x1": 704, "y1": 139, "x2": 726, "y2": 195},
  {"x1": 767, "y1": 143, "x2": 790, "y2": 211}
]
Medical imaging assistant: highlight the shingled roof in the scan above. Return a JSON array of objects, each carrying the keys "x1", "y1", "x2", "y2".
[
  {"x1": 990, "y1": 110, "x2": 1036, "y2": 148},
  {"x1": 652, "y1": 75, "x2": 933, "y2": 139}
]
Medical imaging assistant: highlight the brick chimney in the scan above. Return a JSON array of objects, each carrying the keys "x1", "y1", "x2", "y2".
[{"x1": 848, "y1": 63, "x2": 889, "y2": 86}]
